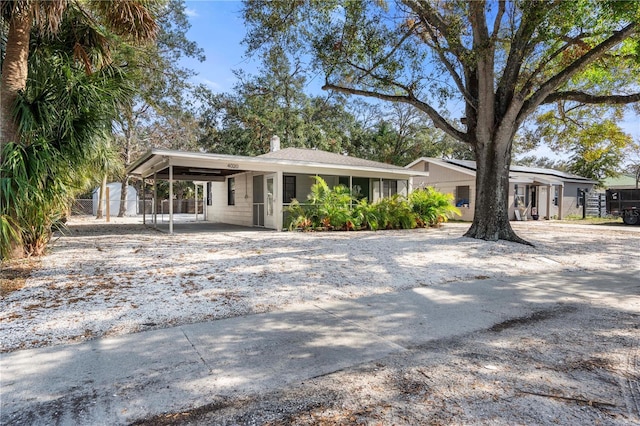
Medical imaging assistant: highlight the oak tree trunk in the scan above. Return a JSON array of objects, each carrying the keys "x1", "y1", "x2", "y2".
[{"x1": 464, "y1": 133, "x2": 531, "y2": 245}]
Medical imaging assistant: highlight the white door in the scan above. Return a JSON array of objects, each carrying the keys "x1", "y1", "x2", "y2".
[{"x1": 264, "y1": 174, "x2": 276, "y2": 229}]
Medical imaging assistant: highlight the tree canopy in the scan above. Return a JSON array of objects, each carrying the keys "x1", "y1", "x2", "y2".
[{"x1": 243, "y1": 0, "x2": 640, "y2": 243}]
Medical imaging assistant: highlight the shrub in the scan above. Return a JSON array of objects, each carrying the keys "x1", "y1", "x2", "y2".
[
  {"x1": 285, "y1": 179, "x2": 458, "y2": 232},
  {"x1": 352, "y1": 198, "x2": 379, "y2": 231},
  {"x1": 409, "y1": 187, "x2": 461, "y2": 226},
  {"x1": 286, "y1": 176, "x2": 356, "y2": 231},
  {"x1": 374, "y1": 194, "x2": 417, "y2": 230}
]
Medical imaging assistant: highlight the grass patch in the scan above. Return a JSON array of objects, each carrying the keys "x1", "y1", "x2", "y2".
[
  {"x1": 1, "y1": 259, "x2": 39, "y2": 297},
  {"x1": 561, "y1": 216, "x2": 623, "y2": 226}
]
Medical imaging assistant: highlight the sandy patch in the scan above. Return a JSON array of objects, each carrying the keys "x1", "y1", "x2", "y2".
[{"x1": 1, "y1": 217, "x2": 638, "y2": 353}]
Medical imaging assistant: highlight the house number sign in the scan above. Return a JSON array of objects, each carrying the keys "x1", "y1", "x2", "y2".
[{"x1": 227, "y1": 163, "x2": 239, "y2": 169}]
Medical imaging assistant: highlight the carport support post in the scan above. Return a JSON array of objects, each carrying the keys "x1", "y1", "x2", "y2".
[
  {"x1": 546, "y1": 184, "x2": 552, "y2": 220},
  {"x1": 153, "y1": 173, "x2": 157, "y2": 227},
  {"x1": 194, "y1": 183, "x2": 198, "y2": 222},
  {"x1": 169, "y1": 165, "x2": 174, "y2": 234},
  {"x1": 558, "y1": 184, "x2": 564, "y2": 220},
  {"x1": 349, "y1": 176, "x2": 353, "y2": 209},
  {"x1": 142, "y1": 179, "x2": 146, "y2": 225}
]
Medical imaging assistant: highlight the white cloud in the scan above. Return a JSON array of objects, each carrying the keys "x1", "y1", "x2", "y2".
[
  {"x1": 184, "y1": 8, "x2": 198, "y2": 18},
  {"x1": 200, "y1": 78, "x2": 222, "y2": 91}
]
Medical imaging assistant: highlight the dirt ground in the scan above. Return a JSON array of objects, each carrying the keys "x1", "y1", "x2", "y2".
[
  {"x1": 135, "y1": 301, "x2": 639, "y2": 425},
  {"x1": 2, "y1": 218, "x2": 639, "y2": 425}
]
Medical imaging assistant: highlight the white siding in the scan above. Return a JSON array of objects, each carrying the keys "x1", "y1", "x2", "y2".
[
  {"x1": 408, "y1": 161, "x2": 475, "y2": 221},
  {"x1": 206, "y1": 173, "x2": 253, "y2": 226}
]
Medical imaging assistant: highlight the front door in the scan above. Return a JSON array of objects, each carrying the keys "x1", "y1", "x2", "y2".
[
  {"x1": 264, "y1": 174, "x2": 276, "y2": 229},
  {"x1": 252, "y1": 175, "x2": 264, "y2": 227}
]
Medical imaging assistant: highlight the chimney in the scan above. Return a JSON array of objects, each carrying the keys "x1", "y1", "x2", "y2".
[{"x1": 270, "y1": 135, "x2": 280, "y2": 152}]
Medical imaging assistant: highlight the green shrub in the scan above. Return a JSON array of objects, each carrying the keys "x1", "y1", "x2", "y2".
[
  {"x1": 374, "y1": 194, "x2": 417, "y2": 229},
  {"x1": 409, "y1": 187, "x2": 461, "y2": 226},
  {"x1": 286, "y1": 199, "x2": 315, "y2": 231},
  {"x1": 287, "y1": 176, "x2": 356, "y2": 231},
  {"x1": 352, "y1": 198, "x2": 379, "y2": 230},
  {"x1": 285, "y1": 179, "x2": 458, "y2": 232}
]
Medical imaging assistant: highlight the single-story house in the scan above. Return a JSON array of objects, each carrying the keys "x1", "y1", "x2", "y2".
[
  {"x1": 405, "y1": 158, "x2": 596, "y2": 221},
  {"x1": 127, "y1": 138, "x2": 427, "y2": 232}
]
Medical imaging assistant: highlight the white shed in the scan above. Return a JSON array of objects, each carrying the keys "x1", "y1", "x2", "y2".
[{"x1": 92, "y1": 182, "x2": 138, "y2": 216}]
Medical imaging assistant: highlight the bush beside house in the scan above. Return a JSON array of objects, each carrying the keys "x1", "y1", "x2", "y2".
[{"x1": 286, "y1": 177, "x2": 460, "y2": 231}]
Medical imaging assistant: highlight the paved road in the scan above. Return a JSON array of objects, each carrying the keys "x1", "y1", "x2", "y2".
[{"x1": 2, "y1": 269, "x2": 639, "y2": 425}]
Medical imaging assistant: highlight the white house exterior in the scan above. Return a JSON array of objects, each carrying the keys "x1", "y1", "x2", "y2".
[
  {"x1": 127, "y1": 144, "x2": 427, "y2": 232},
  {"x1": 406, "y1": 158, "x2": 596, "y2": 221}
]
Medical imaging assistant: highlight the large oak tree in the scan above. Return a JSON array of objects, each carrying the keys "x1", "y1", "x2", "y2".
[{"x1": 243, "y1": 0, "x2": 640, "y2": 243}]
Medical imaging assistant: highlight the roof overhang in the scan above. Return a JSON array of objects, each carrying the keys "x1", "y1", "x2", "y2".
[
  {"x1": 405, "y1": 157, "x2": 476, "y2": 177},
  {"x1": 127, "y1": 149, "x2": 428, "y2": 181}
]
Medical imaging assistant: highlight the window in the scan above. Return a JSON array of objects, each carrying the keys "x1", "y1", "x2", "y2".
[
  {"x1": 577, "y1": 188, "x2": 585, "y2": 206},
  {"x1": 227, "y1": 177, "x2": 235, "y2": 205},
  {"x1": 553, "y1": 187, "x2": 558, "y2": 206},
  {"x1": 383, "y1": 180, "x2": 398, "y2": 197},
  {"x1": 352, "y1": 177, "x2": 370, "y2": 200},
  {"x1": 455, "y1": 185, "x2": 470, "y2": 207},
  {"x1": 283, "y1": 175, "x2": 296, "y2": 203},
  {"x1": 514, "y1": 184, "x2": 525, "y2": 207}
]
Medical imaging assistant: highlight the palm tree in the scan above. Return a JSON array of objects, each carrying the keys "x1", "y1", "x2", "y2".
[
  {"x1": 1, "y1": 38, "x2": 133, "y2": 256},
  {"x1": 0, "y1": 0, "x2": 158, "y2": 152},
  {"x1": 1, "y1": 1, "x2": 153, "y2": 259}
]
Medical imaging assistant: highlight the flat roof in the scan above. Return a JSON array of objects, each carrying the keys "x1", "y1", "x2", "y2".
[{"x1": 128, "y1": 148, "x2": 428, "y2": 181}]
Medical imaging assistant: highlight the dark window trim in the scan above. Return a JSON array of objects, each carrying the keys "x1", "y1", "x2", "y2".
[
  {"x1": 283, "y1": 175, "x2": 296, "y2": 203},
  {"x1": 455, "y1": 185, "x2": 470, "y2": 208},
  {"x1": 228, "y1": 177, "x2": 235, "y2": 206}
]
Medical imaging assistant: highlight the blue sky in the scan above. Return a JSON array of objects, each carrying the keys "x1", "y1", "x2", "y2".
[
  {"x1": 181, "y1": 1, "x2": 638, "y2": 162},
  {"x1": 181, "y1": 1, "x2": 256, "y2": 93}
]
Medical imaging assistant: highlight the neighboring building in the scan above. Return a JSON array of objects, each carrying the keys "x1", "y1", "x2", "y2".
[
  {"x1": 92, "y1": 182, "x2": 138, "y2": 217},
  {"x1": 405, "y1": 158, "x2": 596, "y2": 221},
  {"x1": 127, "y1": 139, "x2": 427, "y2": 232},
  {"x1": 601, "y1": 173, "x2": 639, "y2": 190}
]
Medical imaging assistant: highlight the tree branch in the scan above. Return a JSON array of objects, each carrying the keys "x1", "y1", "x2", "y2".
[
  {"x1": 497, "y1": 1, "x2": 560, "y2": 113},
  {"x1": 415, "y1": 19, "x2": 476, "y2": 110},
  {"x1": 322, "y1": 82, "x2": 469, "y2": 143},
  {"x1": 402, "y1": 0, "x2": 468, "y2": 59},
  {"x1": 543, "y1": 91, "x2": 640, "y2": 105},
  {"x1": 491, "y1": 1, "x2": 505, "y2": 40},
  {"x1": 520, "y1": 22, "x2": 639, "y2": 119}
]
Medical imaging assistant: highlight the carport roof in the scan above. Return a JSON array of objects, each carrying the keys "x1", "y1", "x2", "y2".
[{"x1": 127, "y1": 148, "x2": 427, "y2": 181}]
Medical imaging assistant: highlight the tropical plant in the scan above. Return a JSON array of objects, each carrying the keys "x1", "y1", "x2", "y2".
[
  {"x1": 306, "y1": 176, "x2": 355, "y2": 229},
  {"x1": 0, "y1": 24, "x2": 133, "y2": 258},
  {"x1": 374, "y1": 195, "x2": 417, "y2": 230},
  {"x1": 352, "y1": 198, "x2": 379, "y2": 231},
  {"x1": 409, "y1": 187, "x2": 461, "y2": 227},
  {"x1": 285, "y1": 199, "x2": 314, "y2": 231},
  {"x1": 1, "y1": 0, "x2": 159, "y2": 259},
  {"x1": 1, "y1": 0, "x2": 158, "y2": 151},
  {"x1": 285, "y1": 178, "x2": 457, "y2": 232}
]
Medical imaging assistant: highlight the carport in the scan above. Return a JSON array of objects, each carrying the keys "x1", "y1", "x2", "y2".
[{"x1": 127, "y1": 150, "x2": 259, "y2": 233}]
